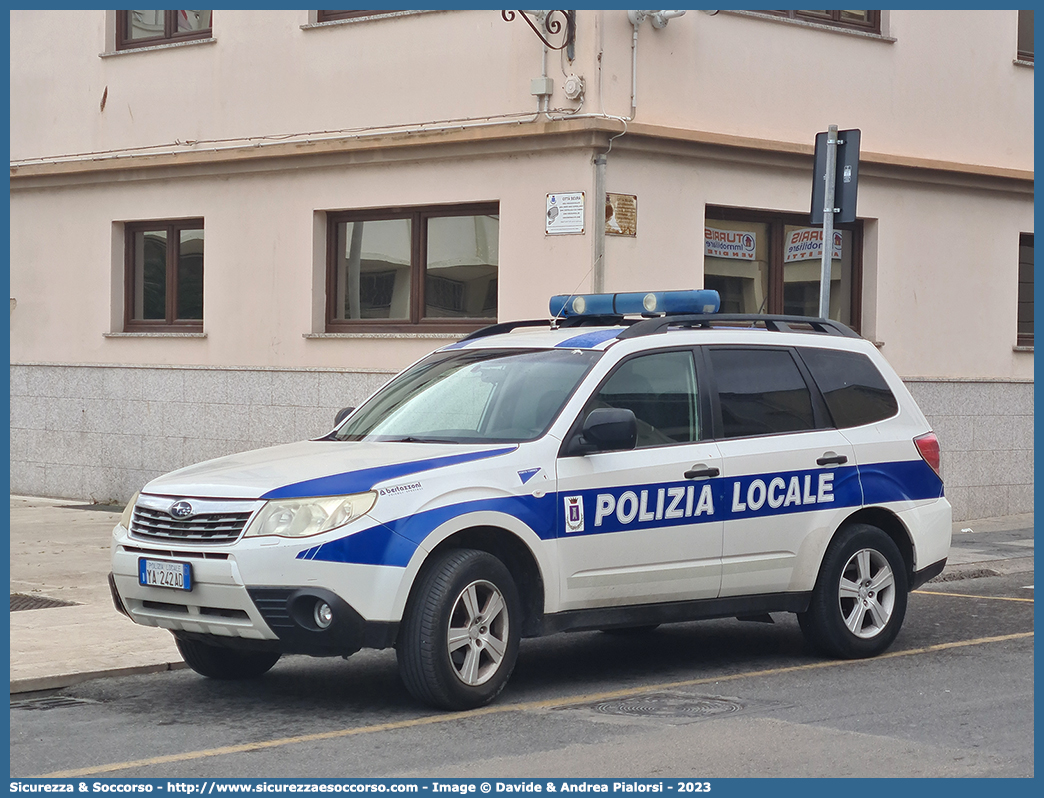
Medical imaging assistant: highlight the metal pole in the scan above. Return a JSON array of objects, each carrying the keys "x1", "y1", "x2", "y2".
[{"x1": 819, "y1": 124, "x2": 838, "y2": 319}]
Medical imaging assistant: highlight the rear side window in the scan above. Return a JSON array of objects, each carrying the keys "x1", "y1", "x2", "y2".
[
  {"x1": 798, "y1": 347, "x2": 899, "y2": 428},
  {"x1": 709, "y1": 349, "x2": 815, "y2": 438}
]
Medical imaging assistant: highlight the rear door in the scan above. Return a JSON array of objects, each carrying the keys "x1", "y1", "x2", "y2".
[
  {"x1": 555, "y1": 348, "x2": 724, "y2": 610},
  {"x1": 706, "y1": 346, "x2": 860, "y2": 598}
]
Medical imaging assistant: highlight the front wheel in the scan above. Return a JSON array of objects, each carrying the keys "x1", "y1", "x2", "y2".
[
  {"x1": 397, "y1": 549, "x2": 521, "y2": 710},
  {"x1": 798, "y1": 524, "x2": 908, "y2": 659},
  {"x1": 174, "y1": 635, "x2": 281, "y2": 679}
]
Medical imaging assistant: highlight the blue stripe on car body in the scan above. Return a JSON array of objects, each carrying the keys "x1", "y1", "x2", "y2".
[
  {"x1": 294, "y1": 459, "x2": 942, "y2": 566},
  {"x1": 554, "y1": 329, "x2": 621, "y2": 349},
  {"x1": 262, "y1": 446, "x2": 517, "y2": 500},
  {"x1": 857, "y1": 459, "x2": 944, "y2": 502}
]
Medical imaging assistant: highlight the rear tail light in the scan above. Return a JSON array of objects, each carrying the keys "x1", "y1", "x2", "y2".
[{"x1": 914, "y1": 432, "x2": 941, "y2": 479}]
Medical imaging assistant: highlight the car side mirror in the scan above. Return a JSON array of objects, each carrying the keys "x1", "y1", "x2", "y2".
[
  {"x1": 578, "y1": 407, "x2": 637, "y2": 453},
  {"x1": 334, "y1": 407, "x2": 355, "y2": 426}
]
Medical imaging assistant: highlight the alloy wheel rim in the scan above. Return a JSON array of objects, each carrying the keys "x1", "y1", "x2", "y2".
[
  {"x1": 446, "y1": 579, "x2": 509, "y2": 686},
  {"x1": 837, "y1": 547, "x2": 896, "y2": 639}
]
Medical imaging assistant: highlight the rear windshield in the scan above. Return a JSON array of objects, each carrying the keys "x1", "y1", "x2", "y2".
[
  {"x1": 798, "y1": 347, "x2": 899, "y2": 428},
  {"x1": 335, "y1": 348, "x2": 600, "y2": 444}
]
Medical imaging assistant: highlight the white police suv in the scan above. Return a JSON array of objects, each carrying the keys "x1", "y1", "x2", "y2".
[{"x1": 110, "y1": 290, "x2": 951, "y2": 710}]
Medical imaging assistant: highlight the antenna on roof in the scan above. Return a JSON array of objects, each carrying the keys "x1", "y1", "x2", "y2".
[{"x1": 550, "y1": 267, "x2": 594, "y2": 328}]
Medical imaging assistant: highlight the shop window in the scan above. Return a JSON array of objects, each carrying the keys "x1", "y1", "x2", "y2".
[
  {"x1": 1017, "y1": 233, "x2": 1033, "y2": 347},
  {"x1": 1017, "y1": 10, "x2": 1034, "y2": 61},
  {"x1": 317, "y1": 11, "x2": 401, "y2": 23},
  {"x1": 124, "y1": 219, "x2": 204, "y2": 330},
  {"x1": 326, "y1": 204, "x2": 499, "y2": 332},
  {"x1": 757, "y1": 10, "x2": 881, "y2": 33},
  {"x1": 703, "y1": 207, "x2": 862, "y2": 332},
  {"x1": 117, "y1": 11, "x2": 212, "y2": 50}
]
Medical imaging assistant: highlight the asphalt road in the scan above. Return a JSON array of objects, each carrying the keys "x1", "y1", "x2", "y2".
[{"x1": 10, "y1": 572, "x2": 1034, "y2": 779}]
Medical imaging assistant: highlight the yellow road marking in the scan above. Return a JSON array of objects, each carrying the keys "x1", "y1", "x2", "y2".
[
  {"x1": 914, "y1": 589, "x2": 1036, "y2": 603},
  {"x1": 39, "y1": 631, "x2": 1033, "y2": 779}
]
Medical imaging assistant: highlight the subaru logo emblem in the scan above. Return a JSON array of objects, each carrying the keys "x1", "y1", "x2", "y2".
[{"x1": 169, "y1": 501, "x2": 194, "y2": 519}]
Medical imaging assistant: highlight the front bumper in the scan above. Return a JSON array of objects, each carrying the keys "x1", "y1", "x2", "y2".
[
  {"x1": 245, "y1": 586, "x2": 397, "y2": 655},
  {"x1": 909, "y1": 557, "x2": 947, "y2": 590},
  {"x1": 110, "y1": 570, "x2": 397, "y2": 656},
  {"x1": 110, "y1": 525, "x2": 407, "y2": 655}
]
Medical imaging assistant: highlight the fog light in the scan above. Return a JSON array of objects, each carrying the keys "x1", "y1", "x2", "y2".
[{"x1": 314, "y1": 601, "x2": 333, "y2": 629}]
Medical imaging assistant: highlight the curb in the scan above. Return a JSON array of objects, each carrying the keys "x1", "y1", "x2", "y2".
[
  {"x1": 928, "y1": 556, "x2": 1034, "y2": 583},
  {"x1": 10, "y1": 661, "x2": 188, "y2": 695}
]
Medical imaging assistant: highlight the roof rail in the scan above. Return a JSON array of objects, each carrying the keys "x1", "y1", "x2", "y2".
[
  {"x1": 458, "y1": 313, "x2": 858, "y2": 344},
  {"x1": 458, "y1": 314, "x2": 640, "y2": 343},
  {"x1": 457, "y1": 319, "x2": 550, "y2": 342},
  {"x1": 616, "y1": 314, "x2": 861, "y2": 340}
]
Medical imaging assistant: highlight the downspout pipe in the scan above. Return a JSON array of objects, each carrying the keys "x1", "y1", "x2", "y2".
[
  {"x1": 593, "y1": 153, "x2": 607, "y2": 293},
  {"x1": 593, "y1": 11, "x2": 642, "y2": 294},
  {"x1": 541, "y1": 41, "x2": 549, "y2": 114},
  {"x1": 631, "y1": 17, "x2": 640, "y2": 117}
]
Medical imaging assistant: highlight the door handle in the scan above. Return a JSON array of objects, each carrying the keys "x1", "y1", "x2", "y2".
[
  {"x1": 817, "y1": 453, "x2": 848, "y2": 466},
  {"x1": 684, "y1": 465, "x2": 720, "y2": 479}
]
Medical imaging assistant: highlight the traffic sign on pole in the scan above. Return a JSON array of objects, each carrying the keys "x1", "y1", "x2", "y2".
[
  {"x1": 811, "y1": 127, "x2": 860, "y2": 318},
  {"x1": 811, "y1": 128, "x2": 860, "y2": 225}
]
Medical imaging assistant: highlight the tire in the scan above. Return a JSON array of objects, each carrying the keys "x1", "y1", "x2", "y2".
[
  {"x1": 798, "y1": 524, "x2": 908, "y2": 659},
  {"x1": 174, "y1": 635, "x2": 281, "y2": 679},
  {"x1": 397, "y1": 549, "x2": 522, "y2": 710}
]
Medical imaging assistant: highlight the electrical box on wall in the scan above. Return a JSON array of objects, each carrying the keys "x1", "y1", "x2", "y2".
[
  {"x1": 563, "y1": 74, "x2": 585, "y2": 100},
  {"x1": 530, "y1": 77, "x2": 554, "y2": 97}
]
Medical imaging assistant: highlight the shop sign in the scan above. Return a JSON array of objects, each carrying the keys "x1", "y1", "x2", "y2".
[
  {"x1": 546, "y1": 192, "x2": 585, "y2": 235},
  {"x1": 784, "y1": 228, "x2": 843, "y2": 262},
  {"x1": 705, "y1": 227, "x2": 757, "y2": 260}
]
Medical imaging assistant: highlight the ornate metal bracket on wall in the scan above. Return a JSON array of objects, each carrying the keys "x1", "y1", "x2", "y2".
[{"x1": 502, "y1": 10, "x2": 576, "y2": 59}]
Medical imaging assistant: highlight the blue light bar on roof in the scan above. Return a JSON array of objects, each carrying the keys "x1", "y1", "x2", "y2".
[{"x1": 549, "y1": 289, "x2": 720, "y2": 318}]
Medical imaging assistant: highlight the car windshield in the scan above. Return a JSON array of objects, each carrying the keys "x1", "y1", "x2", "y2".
[{"x1": 335, "y1": 348, "x2": 601, "y2": 443}]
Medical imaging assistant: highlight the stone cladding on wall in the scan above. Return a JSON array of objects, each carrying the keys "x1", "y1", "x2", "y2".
[{"x1": 9, "y1": 365, "x2": 1034, "y2": 522}]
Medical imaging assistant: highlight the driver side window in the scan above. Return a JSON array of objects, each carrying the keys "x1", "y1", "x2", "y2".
[{"x1": 585, "y1": 350, "x2": 699, "y2": 448}]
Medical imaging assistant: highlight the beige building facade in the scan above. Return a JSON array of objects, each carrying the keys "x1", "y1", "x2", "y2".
[{"x1": 9, "y1": 9, "x2": 1034, "y2": 520}]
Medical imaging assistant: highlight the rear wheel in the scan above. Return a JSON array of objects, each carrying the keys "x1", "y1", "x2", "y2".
[
  {"x1": 174, "y1": 635, "x2": 280, "y2": 679},
  {"x1": 397, "y1": 549, "x2": 521, "y2": 710},
  {"x1": 798, "y1": 524, "x2": 908, "y2": 658}
]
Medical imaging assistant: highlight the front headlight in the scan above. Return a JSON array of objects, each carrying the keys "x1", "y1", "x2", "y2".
[
  {"x1": 243, "y1": 492, "x2": 378, "y2": 539},
  {"x1": 118, "y1": 491, "x2": 140, "y2": 531}
]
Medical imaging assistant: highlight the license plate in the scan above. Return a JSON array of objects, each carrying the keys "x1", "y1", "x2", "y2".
[{"x1": 138, "y1": 558, "x2": 192, "y2": 591}]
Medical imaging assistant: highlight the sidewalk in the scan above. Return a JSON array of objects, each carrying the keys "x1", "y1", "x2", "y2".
[
  {"x1": 10, "y1": 496, "x2": 185, "y2": 694},
  {"x1": 8, "y1": 495, "x2": 1035, "y2": 694}
]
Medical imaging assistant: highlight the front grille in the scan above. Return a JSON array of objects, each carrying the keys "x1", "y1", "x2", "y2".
[
  {"x1": 139, "y1": 600, "x2": 250, "y2": 621},
  {"x1": 141, "y1": 600, "x2": 190, "y2": 614},
  {"x1": 130, "y1": 506, "x2": 251, "y2": 544},
  {"x1": 122, "y1": 545, "x2": 230, "y2": 560}
]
